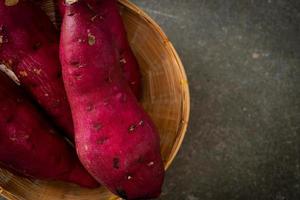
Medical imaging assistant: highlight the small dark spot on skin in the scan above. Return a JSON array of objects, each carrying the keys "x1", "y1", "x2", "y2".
[
  {"x1": 0, "y1": 27, "x2": 8, "y2": 46},
  {"x1": 137, "y1": 156, "x2": 145, "y2": 163},
  {"x1": 113, "y1": 157, "x2": 120, "y2": 169},
  {"x1": 97, "y1": 136, "x2": 108, "y2": 145},
  {"x1": 57, "y1": 71, "x2": 62, "y2": 78},
  {"x1": 70, "y1": 60, "x2": 80, "y2": 67},
  {"x1": 52, "y1": 99, "x2": 61, "y2": 108},
  {"x1": 0, "y1": 25, "x2": 6, "y2": 34},
  {"x1": 93, "y1": 122, "x2": 102, "y2": 131},
  {"x1": 73, "y1": 72, "x2": 82, "y2": 80},
  {"x1": 128, "y1": 124, "x2": 136, "y2": 132},
  {"x1": 86, "y1": 3, "x2": 95, "y2": 12},
  {"x1": 5, "y1": 115, "x2": 14, "y2": 123},
  {"x1": 90, "y1": 15, "x2": 98, "y2": 22},
  {"x1": 32, "y1": 42, "x2": 41, "y2": 51},
  {"x1": 105, "y1": 75, "x2": 112, "y2": 83},
  {"x1": 116, "y1": 188, "x2": 127, "y2": 199},
  {"x1": 67, "y1": 12, "x2": 75, "y2": 16}
]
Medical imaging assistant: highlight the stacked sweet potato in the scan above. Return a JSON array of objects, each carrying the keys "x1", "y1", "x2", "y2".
[{"x1": 0, "y1": 0, "x2": 164, "y2": 199}]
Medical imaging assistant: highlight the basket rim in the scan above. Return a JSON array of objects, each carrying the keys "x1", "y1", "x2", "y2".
[
  {"x1": 1, "y1": 0, "x2": 190, "y2": 200},
  {"x1": 0, "y1": 187, "x2": 24, "y2": 200}
]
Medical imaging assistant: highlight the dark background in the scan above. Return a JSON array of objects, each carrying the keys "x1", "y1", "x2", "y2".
[{"x1": 131, "y1": 0, "x2": 300, "y2": 200}]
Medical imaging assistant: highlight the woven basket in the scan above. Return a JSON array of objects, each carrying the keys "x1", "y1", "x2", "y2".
[{"x1": 0, "y1": 0, "x2": 190, "y2": 199}]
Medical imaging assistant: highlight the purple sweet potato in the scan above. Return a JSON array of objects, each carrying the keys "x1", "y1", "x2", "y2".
[
  {"x1": 0, "y1": 0, "x2": 74, "y2": 139},
  {"x1": 0, "y1": 71, "x2": 99, "y2": 188},
  {"x1": 60, "y1": 0, "x2": 142, "y2": 98},
  {"x1": 60, "y1": 1, "x2": 164, "y2": 199}
]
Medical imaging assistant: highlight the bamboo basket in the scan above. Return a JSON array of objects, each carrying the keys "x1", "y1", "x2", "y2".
[{"x1": 0, "y1": 0, "x2": 190, "y2": 199}]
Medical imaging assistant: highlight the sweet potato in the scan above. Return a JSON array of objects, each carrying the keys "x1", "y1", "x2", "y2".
[
  {"x1": 60, "y1": 1, "x2": 164, "y2": 199},
  {"x1": 0, "y1": 72, "x2": 99, "y2": 188},
  {"x1": 0, "y1": 0, "x2": 74, "y2": 139},
  {"x1": 59, "y1": 0, "x2": 142, "y2": 98}
]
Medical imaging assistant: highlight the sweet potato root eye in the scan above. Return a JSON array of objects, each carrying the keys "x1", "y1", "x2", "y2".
[
  {"x1": 128, "y1": 124, "x2": 136, "y2": 133},
  {"x1": 113, "y1": 157, "x2": 120, "y2": 169},
  {"x1": 97, "y1": 136, "x2": 108, "y2": 145},
  {"x1": 93, "y1": 122, "x2": 102, "y2": 131},
  {"x1": 67, "y1": 11, "x2": 75, "y2": 16},
  {"x1": 88, "y1": 33, "x2": 96, "y2": 46},
  {"x1": 32, "y1": 42, "x2": 41, "y2": 51}
]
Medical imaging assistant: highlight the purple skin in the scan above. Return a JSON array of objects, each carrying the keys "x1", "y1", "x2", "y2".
[
  {"x1": 0, "y1": 72, "x2": 99, "y2": 188},
  {"x1": 60, "y1": 1, "x2": 164, "y2": 199},
  {"x1": 0, "y1": 0, "x2": 74, "y2": 139},
  {"x1": 59, "y1": 0, "x2": 142, "y2": 99}
]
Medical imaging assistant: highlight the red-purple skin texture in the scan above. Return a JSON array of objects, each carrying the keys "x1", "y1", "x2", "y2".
[
  {"x1": 0, "y1": 72, "x2": 99, "y2": 188},
  {"x1": 60, "y1": 0, "x2": 142, "y2": 99},
  {"x1": 0, "y1": 0, "x2": 74, "y2": 139},
  {"x1": 60, "y1": 1, "x2": 164, "y2": 199}
]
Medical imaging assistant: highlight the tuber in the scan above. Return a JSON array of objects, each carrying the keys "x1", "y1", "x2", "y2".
[
  {"x1": 59, "y1": 0, "x2": 142, "y2": 98},
  {"x1": 60, "y1": 0, "x2": 164, "y2": 199},
  {"x1": 0, "y1": 0, "x2": 74, "y2": 139},
  {"x1": 0, "y1": 71, "x2": 99, "y2": 188}
]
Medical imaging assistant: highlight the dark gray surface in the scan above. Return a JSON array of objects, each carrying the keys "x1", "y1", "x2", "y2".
[{"x1": 131, "y1": 0, "x2": 300, "y2": 200}]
